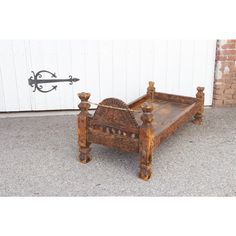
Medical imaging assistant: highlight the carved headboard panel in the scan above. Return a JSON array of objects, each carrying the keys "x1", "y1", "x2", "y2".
[{"x1": 91, "y1": 98, "x2": 139, "y2": 134}]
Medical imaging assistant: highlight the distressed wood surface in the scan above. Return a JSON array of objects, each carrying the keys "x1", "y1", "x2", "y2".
[
  {"x1": 139, "y1": 103, "x2": 155, "y2": 180},
  {"x1": 77, "y1": 92, "x2": 92, "y2": 163},
  {"x1": 92, "y1": 97, "x2": 139, "y2": 133},
  {"x1": 192, "y1": 87, "x2": 205, "y2": 125},
  {"x1": 77, "y1": 81, "x2": 205, "y2": 180}
]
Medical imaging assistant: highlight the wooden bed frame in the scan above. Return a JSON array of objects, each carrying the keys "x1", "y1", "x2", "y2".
[{"x1": 77, "y1": 81, "x2": 204, "y2": 180}]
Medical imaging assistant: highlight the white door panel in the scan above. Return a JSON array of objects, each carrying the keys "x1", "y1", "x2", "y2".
[{"x1": 0, "y1": 40, "x2": 216, "y2": 111}]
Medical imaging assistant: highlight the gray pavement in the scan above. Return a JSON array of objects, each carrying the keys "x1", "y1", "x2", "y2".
[{"x1": 0, "y1": 107, "x2": 235, "y2": 196}]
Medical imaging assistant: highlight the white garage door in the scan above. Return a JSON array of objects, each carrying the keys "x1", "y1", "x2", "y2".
[{"x1": 0, "y1": 40, "x2": 216, "y2": 112}]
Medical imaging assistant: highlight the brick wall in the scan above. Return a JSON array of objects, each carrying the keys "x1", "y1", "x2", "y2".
[{"x1": 213, "y1": 40, "x2": 236, "y2": 106}]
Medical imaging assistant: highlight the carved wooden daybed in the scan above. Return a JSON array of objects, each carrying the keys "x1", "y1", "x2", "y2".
[{"x1": 77, "y1": 81, "x2": 204, "y2": 180}]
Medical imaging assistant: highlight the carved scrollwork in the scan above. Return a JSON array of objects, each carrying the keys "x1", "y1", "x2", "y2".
[{"x1": 92, "y1": 98, "x2": 139, "y2": 133}]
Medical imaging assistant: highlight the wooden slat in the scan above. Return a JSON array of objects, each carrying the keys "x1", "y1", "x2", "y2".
[
  {"x1": 11, "y1": 40, "x2": 32, "y2": 111},
  {"x1": 98, "y1": 40, "x2": 113, "y2": 100},
  {"x1": 24, "y1": 40, "x2": 35, "y2": 110},
  {"x1": 56, "y1": 40, "x2": 74, "y2": 109},
  {"x1": 153, "y1": 40, "x2": 168, "y2": 92},
  {"x1": 88, "y1": 128, "x2": 139, "y2": 153},
  {"x1": 179, "y1": 40, "x2": 195, "y2": 96},
  {"x1": 29, "y1": 40, "x2": 47, "y2": 110},
  {"x1": 205, "y1": 40, "x2": 217, "y2": 105},
  {"x1": 0, "y1": 60, "x2": 6, "y2": 111},
  {"x1": 166, "y1": 40, "x2": 181, "y2": 95},
  {"x1": 70, "y1": 40, "x2": 87, "y2": 109},
  {"x1": 156, "y1": 92, "x2": 196, "y2": 104},
  {"x1": 40, "y1": 40, "x2": 61, "y2": 110},
  {"x1": 85, "y1": 41, "x2": 100, "y2": 104},
  {"x1": 0, "y1": 40, "x2": 216, "y2": 111},
  {"x1": 192, "y1": 41, "x2": 210, "y2": 104},
  {"x1": 113, "y1": 40, "x2": 127, "y2": 102},
  {"x1": 0, "y1": 41, "x2": 19, "y2": 111},
  {"x1": 126, "y1": 40, "x2": 140, "y2": 102},
  {"x1": 139, "y1": 40, "x2": 155, "y2": 95}
]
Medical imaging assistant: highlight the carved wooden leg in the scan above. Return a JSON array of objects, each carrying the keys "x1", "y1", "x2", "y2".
[
  {"x1": 79, "y1": 146, "x2": 91, "y2": 164},
  {"x1": 139, "y1": 103, "x2": 155, "y2": 180},
  {"x1": 193, "y1": 87, "x2": 205, "y2": 125},
  {"x1": 193, "y1": 113, "x2": 203, "y2": 125},
  {"x1": 78, "y1": 92, "x2": 92, "y2": 163},
  {"x1": 139, "y1": 149, "x2": 153, "y2": 180}
]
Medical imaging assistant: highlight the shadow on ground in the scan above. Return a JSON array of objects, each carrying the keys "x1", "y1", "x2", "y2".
[{"x1": 0, "y1": 107, "x2": 235, "y2": 196}]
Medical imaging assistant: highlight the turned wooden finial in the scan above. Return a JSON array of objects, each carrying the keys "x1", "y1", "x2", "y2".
[
  {"x1": 193, "y1": 87, "x2": 205, "y2": 125},
  {"x1": 197, "y1": 87, "x2": 204, "y2": 95},
  {"x1": 78, "y1": 92, "x2": 91, "y2": 111},
  {"x1": 141, "y1": 102, "x2": 154, "y2": 125},
  {"x1": 147, "y1": 81, "x2": 155, "y2": 99},
  {"x1": 78, "y1": 92, "x2": 90, "y2": 102},
  {"x1": 77, "y1": 92, "x2": 92, "y2": 163},
  {"x1": 196, "y1": 87, "x2": 205, "y2": 109},
  {"x1": 141, "y1": 102, "x2": 154, "y2": 113}
]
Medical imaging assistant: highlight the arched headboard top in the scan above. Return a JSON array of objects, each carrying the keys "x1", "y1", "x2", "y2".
[{"x1": 91, "y1": 98, "x2": 139, "y2": 133}]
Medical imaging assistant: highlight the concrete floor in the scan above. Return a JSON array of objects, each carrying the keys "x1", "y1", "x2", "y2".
[{"x1": 0, "y1": 107, "x2": 235, "y2": 196}]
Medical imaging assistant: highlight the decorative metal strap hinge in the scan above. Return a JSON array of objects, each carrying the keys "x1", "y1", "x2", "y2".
[{"x1": 28, "y1": 70, "x2": 80, "y2": 93}]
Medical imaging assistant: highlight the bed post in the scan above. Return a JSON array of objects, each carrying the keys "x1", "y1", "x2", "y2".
[
  {"x1": 78, "y1": 92, "x2": 92, "y2": 163},
  {"x1": 147, "y1": 81, "x2": 155, "y2": 99},
  {"x1": 139, "y1": 103, "x2": 155, "y2": 180},
  {"x1": 193, "y1": 87, "x2": 205, "y2": 125}
]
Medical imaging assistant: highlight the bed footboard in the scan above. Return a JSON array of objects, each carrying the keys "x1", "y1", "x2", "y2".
[{"x1": 78, "y1": 95, "x2": 140, "y2": 157}]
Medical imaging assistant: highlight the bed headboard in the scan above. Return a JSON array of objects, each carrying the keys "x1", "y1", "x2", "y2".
[{"x1": 91, "y1": 98, "x2": 139, "y2": 134}]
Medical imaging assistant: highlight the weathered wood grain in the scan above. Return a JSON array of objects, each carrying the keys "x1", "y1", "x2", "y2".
[
  {"x1": 77, "y1": 92, "x2": 92, "y2": 163},
  {"x1": 192, "y1": 87, "x2": 205, "y2": 125},
  {"x1": 77, "y1": 81, "x2": 205, "y2": 180}
]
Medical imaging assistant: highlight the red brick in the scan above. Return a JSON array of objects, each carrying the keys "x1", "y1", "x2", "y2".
[
  {"x1": 229, "y1": 65, "x2": 236, "y2": 72},
  {"x1": 223, "y1": 73, "x2": 236, "y2": 79},
  {"x1": 222, "y1": 78, "x2": 231, "y2": 84},
  {"x1": 215, "y1": 79, "x2": 226, "y2": 83},
  {"x1": 224, "y1": 78, "x2": 236, "y2": 84},
  {"x1": 225, "y1": 88, "x2": 234, "y2": 94},
  {"x1": 216, "y1": 55, "x2": 226, "y2": 61},
  {"x1": 214, "y1": 100, "x2": 223, "y2": 106},
  {"x1": 214, "y1": 40, "x2": 236, "y2": 107},
  {"x1": 221, "y1": 43, "x2": 235, "y2": 49},
  {"x1": 214, "y1": 83, "x2": 224, "y2": 89},
  {"x1": 221, "y1": 74, "x2": 236, "y2": 79},
  {"x1": 213, "y1": 94, "x2": 224, "y2": 100},
  {"x1": 224, "y1": 99, "x2": 234, "y2": 105},
  {"x1": 224, "y1": 94, "x2": 233, "y2": 99},
  {"x1": 216, "y1": 55, "x2": 236, "y2": 61},
  {"x1": 224, "y1": 83, "x2": 232, "y2": 89},
  {"x1": 214, "y1": 89, "x2": 224, "y2": 95},
  {"x1": 221, "y1": 61, "x2": 234, "y2": 67},
  {"x1": 227, "y1": 55, "x2": 236, "y2": 61},
  {"x1": 222, "y1": 50, "x2": 236, "y2": 55}
]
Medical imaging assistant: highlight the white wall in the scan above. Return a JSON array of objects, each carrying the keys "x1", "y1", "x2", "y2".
[{"x1": 0, "y1": 40, "x2": 216, "y2": 112}]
